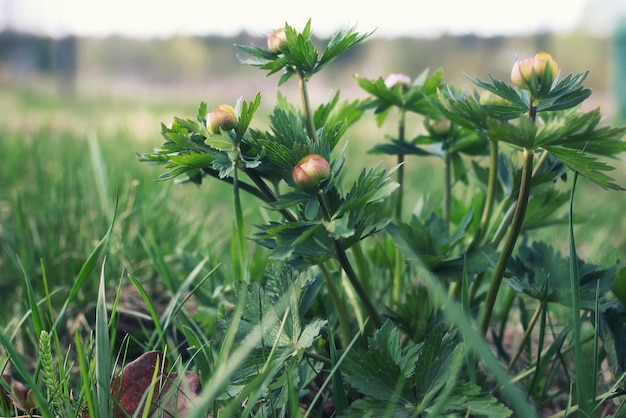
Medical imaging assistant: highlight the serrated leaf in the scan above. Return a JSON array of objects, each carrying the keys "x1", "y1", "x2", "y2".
[
  {"x1": 505, "y1": 241, "x2": 617, "y2": 310},
  {"x1": 205, "y1": 133, "x2": 235, "y2": 151},
  {"x1": 546, "y1": 145, "x2": 624, "y2": 190}
]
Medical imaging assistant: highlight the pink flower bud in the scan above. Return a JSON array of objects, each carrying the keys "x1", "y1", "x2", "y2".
[
  {"x1": 511, "y1": 52, "x2": 559, "y2": 90},
  {"x1": 292, "y1": 154, "x2": 331, "y2": 188},
  {"x1": 267, "y1": 28, "x2": 287, "y2": 53},
  {"x1": 384, "y1": 73, "x2": 411, "y2": 89},
  {"x1": 206, "y1": 104, "x2": 237, "y2": 134}
]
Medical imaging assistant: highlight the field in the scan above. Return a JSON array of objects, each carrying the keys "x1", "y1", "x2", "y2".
[{"x1": 2, "y1": 27, "x2": 626, "y2": 417}]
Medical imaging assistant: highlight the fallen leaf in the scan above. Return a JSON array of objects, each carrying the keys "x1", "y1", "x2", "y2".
[{"x1": 85, "y1": 350, "x2": 205, "y2": 418}]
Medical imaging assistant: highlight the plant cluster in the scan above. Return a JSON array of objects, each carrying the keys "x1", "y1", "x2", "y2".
[{"x1": 2, "y1": 20, "x2": 626, "y2": 418}]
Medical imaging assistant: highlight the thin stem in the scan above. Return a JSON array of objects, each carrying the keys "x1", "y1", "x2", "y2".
[
  {"x1": 395, "y1": 110, "x2": 406, "y2": 220},
  {"x1": 203, "y1": 167, "x2": 267, "y2": 201},
  {"x1": 393, "y1": 110, "x2": 406, "y2": 303},
  {"x1": 318, "y1": 262, "x2": 352, "y2": 346},
  {"x1": 476, "y1": 139, "x2": 498, "y2": 246},
  {"x1": 298, "y1": 69, "x2": 318, "y2": 143},
  {"x1": 243, "y1": 167, "x2": 297, "y2": 223},
  {"x1": 233, "y1": 167, "x2": 248, "y2": 282},
  {"x1": 443, "y1": 138, "x2": 451, "y2": 232},
  {"x1": 317, "y1": 190, "x2": 383, "y2": 329},
  {"x1": 480, "y1": 147, "x2": 534, "y2": 334},
  {"x1": 507, "y1": 302, "x2": 542, "y2": 371}
]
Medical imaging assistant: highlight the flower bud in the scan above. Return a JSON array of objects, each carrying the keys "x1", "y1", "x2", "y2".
[
  {"x1": 479, "y1": 90, "x2": 510, "y2": 106},
  {"x1": 511, "y1": 52, "x2": 558, "y2": 90},
  {"x1": 292, "y1": 154, "x2": 330, "y2": 188},
  {"x1": 384, "y1": 73, "x2": 411, "y2": 89},
  {"x1": 206, "y1": 104, "x2": 237, "y2": 134},
  {"x1": 267, "y1": 28, "x2": 287, "y2": 53},
  {"x1": 429, "y1": 118, "x2": 452, "y2": 136}
]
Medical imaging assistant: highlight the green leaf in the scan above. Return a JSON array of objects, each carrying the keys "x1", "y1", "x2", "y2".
[
  {"x1": 506, "y1": 241, "x2": 617, "y2": 310},
  {"x1": 342, "y1": 321, "x2": 511, "y2": 417},
  {"x1": 546, "y1": 145, "x2": 624, "y2": 190}
]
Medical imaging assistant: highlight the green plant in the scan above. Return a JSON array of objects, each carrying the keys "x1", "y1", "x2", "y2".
[{"x1": 135, "y1": 21, "x2": 626, "y2": 417}]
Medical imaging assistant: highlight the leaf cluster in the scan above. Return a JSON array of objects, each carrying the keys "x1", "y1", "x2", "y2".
[
  {"x1": 237, "y1": 20, "x2": 372, "y2": 85},
  {"x1": 342, "y1": 321, "x2": 512, "y2": 417}
]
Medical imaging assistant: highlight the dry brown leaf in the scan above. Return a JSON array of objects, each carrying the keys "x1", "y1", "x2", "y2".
[{"x1": 85, "y1": 350, "x2": 205, "y2": 418}]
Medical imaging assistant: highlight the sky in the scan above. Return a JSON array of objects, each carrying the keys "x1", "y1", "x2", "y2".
[{"x1": 1, "y1": 0, "x2": 623, "y2": 39}]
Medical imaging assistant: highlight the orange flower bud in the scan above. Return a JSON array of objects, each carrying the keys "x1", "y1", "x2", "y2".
[
  {"x1": 511, "y1": 52, "x2": 558, "y2": 90},
  {"x1": 267, "y1": 28, "x2": 287, "y2": 53},
  {"x1": 206, "y1": 104, "x2": 237, "y2": 134},
  {"x1": 292, "y1": 154, "x2": 330, "y2": 188}
]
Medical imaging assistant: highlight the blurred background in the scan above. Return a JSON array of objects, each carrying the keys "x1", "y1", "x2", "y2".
[{"x1": 1, "y1": 0, "x2": 626, "y2": 129}]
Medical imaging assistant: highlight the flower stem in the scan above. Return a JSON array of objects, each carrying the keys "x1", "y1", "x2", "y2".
[
  {"x1": 443, "y1": 138, "x2": 451, "y2": 232},
  {"x1": 480, "y1": 147, "x2": 534, "y2": 334},
  {"x1": 392, "y1": 110, "x2": 406, "y2": 303},
  {"x1": 395, "y1": 109, "x2": 406, "y2": 220},
  {"x1": 507, "y1": 301, "x2": 542, "y2": 371},
  {"x1": 318, "y1": 262, "x2": 352, "y2": 346},
  {"x1": 243, "y1": 167, "x2": 297, "y2": 222},
  {"x1": 298, "y1": 69, "x2": 318, "y2": 143},
  {"x1": 233, "y1": 167, "x2": 248, "y2": 282},
  {"x1": 317, "y1": 190, "x2": 383, "y2": 329},
  {"x1": 477, "y1": 139, "x2": 498, "y2": 245}
]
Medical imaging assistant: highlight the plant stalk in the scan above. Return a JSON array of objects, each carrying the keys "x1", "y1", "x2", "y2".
[
  {"x1": 443, "y1": 138, "x2": 452, "y2": 232},
  {"x1": 318, "y1": 262, "x2": 352, "y2": 346},
  {"x1": 243, "y1": 167, "x2": 297, "y2": 222},
  {"x1": 317, "y1": 191, "x2": 383, "y2": 329},
  {"x1": 298, "y1": 69, "x2": 318, "y2": 143},
  {"x1": 507, "y1": 302, "x2": 542, "y2": 371},
  {"x1": 480, "y1": 147, "x2": 534, "y2": 334},
  {"x1": 393, "y1": 110, "x2": 406, "y2": 303}
]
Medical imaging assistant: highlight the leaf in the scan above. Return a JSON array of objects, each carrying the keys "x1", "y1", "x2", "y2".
[
  {"x1": 505, "y1": 241, "x2": 617, "y2": 310},
  {"x1": 84, "y1": 351, "x2": 204, "y2": 418},
  {"x1": 342, "y1": 321, "x2": 511, "y2": 417},
  {"x1": 546, "y1": 145, "x2": 624, "y2": 190}
]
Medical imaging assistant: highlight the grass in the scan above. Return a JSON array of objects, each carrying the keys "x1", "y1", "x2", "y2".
[{"x1": 1, "y1": 72, "x2": 626, "y2": 417}]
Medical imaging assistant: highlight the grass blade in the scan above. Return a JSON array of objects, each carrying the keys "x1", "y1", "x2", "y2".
[{"x1": 96, "y1": 259, "x2": 112, "y2": 418}]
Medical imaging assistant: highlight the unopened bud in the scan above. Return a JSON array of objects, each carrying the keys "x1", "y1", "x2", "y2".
[
  {"x1": 206, "y1": 104, "x2": 237, "y2": 134},
  {"x1": 430, "y1": 118, "x2": 452, "y2": 135},
  {"x1": 384, "y1": 73, "x2": 411, "y2": 89},
  {"x1": 292, "y1": 154, "x2": 330, "y2": 188},
  {"x1": 479, "y1": 90, "x2": 510, "y2": 106},
  {"x1": 267, "y1": 28, "x2": 287, "y2": 53},
  {"x1": 511, "y1": 52, "x2": 558, "y2": 90}
]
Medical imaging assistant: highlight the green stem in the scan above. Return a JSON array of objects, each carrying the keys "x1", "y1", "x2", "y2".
[
  {"x1": 467, "y1": 140, "x2": 499, "y2": 302},
  {"x1": 443, "y1": 138, "x2": 451, "y2": 232},
  {"x1": 318, "y1": 262, "x2": 352, "y2": 346},
  {"x1": 243, "y1": 167, "x2": 297, "y2": 223},
  {"x1": 298, "y1": 69, "x2": 318, "y2": 143},
  {"x1": 233, "y1": 167, "x2": 248, "y2": 282},
  {"x1": 393, "y1": 110, "x2": 406, "y2": 303},
  {"x1": 480, "y1": 147, "x2": 534, "y2": 334},
  {"x1": 317, "y1": 191, "x2": 383, "y2": 329},
  {"x1": 568, "y1": 171, "x2": 592, "y2": 414},
  {"x1": 351, "y1": 242, "x2": 371, "y2": 295},
  {"x1": 395, "y1": 110, "x2": 406, "y2": 220},
  {"x1": 507, "y1": 302, "x2": 542, "y2": 371},
  {"x1": 476, "y1": 139, "x2": 498, "y2": 246}
]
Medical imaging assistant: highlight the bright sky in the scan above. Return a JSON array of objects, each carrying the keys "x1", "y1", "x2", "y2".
[{"x1": 0, "y1": 0, "x2": 619, "y2": 38}]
